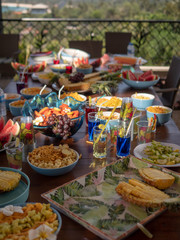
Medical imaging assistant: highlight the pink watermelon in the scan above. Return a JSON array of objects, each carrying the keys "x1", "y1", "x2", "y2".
[
  {"x1": 0, "y1": 119, "x2": 14, "y2": 135},
  {"x1": 0, "y1": 121, "x2": 19, "y2": 137},
  {"x1": 0, "y1": 132, "x2": 13, "y2": 149},
  {"x1": 0, "y1": 116, "x2": 5, "y2": 132},
  {"x1": 144, "y1": 74, "x2": 157, "y2": 81},
  {"x1": 127, "y1": 70, "x2": 137, "y2": 81}
]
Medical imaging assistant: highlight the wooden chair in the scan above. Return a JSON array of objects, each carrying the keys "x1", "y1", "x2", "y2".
[
  {"x1": 0, "y1": 34, "x2": 20, "y2": 76},
  {"x1": 69, "y1": 40, "x2": 102, "y2": 58},
  {"x1": 155, "y1": 56, "x2": 180, "y2": 109},
  {"x1": 105, "y1": 32, "x2": 132, "y2": 54}
]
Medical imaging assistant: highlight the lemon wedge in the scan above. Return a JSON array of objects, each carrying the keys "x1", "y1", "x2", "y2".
[
  {"x1": 15, "y1": 137, "x2": 20, "y2": 147},
  {"x1": 98, "y1": 124, "x2": 105, "y2": 129}
]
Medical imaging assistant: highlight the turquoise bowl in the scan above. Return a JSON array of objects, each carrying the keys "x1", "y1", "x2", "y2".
[
  {"x1": 122, "y1": 77, "x2": 160, "y2": 89},
  {"x1": 0, "y1": 167, "x2": 30, "y2": 208},
  {"x1": 20, "y1": 87, "x2": 52, "y2": 99},
  {"x1": 76, "y1": 66, "x2": 93, "y2": 75},
  {"x1": 9, "y1": 100, "x2": 25, "y2": 116},
  {"x1": 5, "y1": 93, "x2": 21, "y2": 110},
  {"x1": 131, "y1": 93, "x2": 155, "y2": 110},
  {"x1": 146, "y1": 105, "x2": 172, "y2": 125},
  {"x1": 50, "y1": 63, "x2": 68, "y2": 73},
  {"x1": 27, "y1": 150, "x2": 79, "y2": 176}
]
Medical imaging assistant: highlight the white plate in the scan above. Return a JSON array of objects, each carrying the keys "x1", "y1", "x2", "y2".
[
  {"x1": 92, "y1": 96, "x2": 122, "y2": 109},
  {"x1": 133, "y1": 142, "x2": 180, "y2": 167}
]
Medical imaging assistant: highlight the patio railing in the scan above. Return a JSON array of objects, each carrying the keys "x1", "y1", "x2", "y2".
[{"x1": 0, "y1": 18, "x2": 180, "y2": 65}]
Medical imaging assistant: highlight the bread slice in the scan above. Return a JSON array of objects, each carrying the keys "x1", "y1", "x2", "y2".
[
  {"x1": 0, "y1": 170, "x2": 21, "y2": 192},
  {"x1": 64, "y1": 82, "x2": 91, "y2": 91},
  {"x1": 139, "y1": 168, "x2": 175, "y2": 189}
]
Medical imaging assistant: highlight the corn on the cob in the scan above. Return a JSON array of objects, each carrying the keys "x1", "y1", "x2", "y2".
[
  {"x1": 139, "y1": 168, "x2": 175, "y2": 189},
  {"x1": 0, "y1": 170, "x2": 21, "y2": 192}
]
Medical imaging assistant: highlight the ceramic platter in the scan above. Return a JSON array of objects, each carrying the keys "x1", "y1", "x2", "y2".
[
  {"x1": 0, "y1": 167, "x2": 30, "y2": 208},
  {"x1": 133, "y1": 142, "x2": 180, "y2": 168},
  {"x1": 92, "y1": 96, "x2": 122, "y2": 109},
  {"x1": 42, "y1": 155, "x2": 180, "y2": 240}
]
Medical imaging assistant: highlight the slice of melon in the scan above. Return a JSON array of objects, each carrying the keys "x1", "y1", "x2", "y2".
[
  {"x1": 11, "y1": 122, "x2": 20, "y2": 136},
  {"x1": 0, "y1": 132, "x2": 13, "y2": 149},
  {"x1": 127, "y1": 70, "x2": 137, "y2": 81},
  {"x1": 0, "y1": 116, "x2": 5, "y2": 132},
  {"x1": 0, "y1": 119, "x2": 14, "y2": 135}
]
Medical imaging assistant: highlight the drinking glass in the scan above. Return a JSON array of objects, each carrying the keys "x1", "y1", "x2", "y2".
[
  {"x1": 120, "y1": 97, "x2": 133, "y2": 122},
  {"x1": 109, "y1": 120, "x2": 120, "y2": 145},
  {"x1": 4, "y1": 141, "x2": 24, "y2": 170},
  {"x1": 93, "y1": 126, "x2": 107, "y2": 159},
  {"x1": 18, "y1": 71, "x2": 29, "y2": 87},
  {"x1": 85, "y1": 101, "x2": 97, "y2": 126},
  {"x1": 88, "y1": 112, "x2": 100, "y2": 141},
  {"x1": 137, "y1": 120, "x2": 152, "y2": 144},
  {"x1": 19, "y1": 116, "x2": 35, "y2": 161},
  {"x1": 16, "y1": 81, "x2": 25, "y2": 94},
  {"x1": 116, "y1": 120, "x2": 131, "y2": 158}
]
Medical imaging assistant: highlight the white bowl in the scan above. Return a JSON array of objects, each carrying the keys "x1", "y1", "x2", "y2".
[
  {"x1": 131, "y1": 93, "x2": 155, "y2": 110},
  {"x1": 61, "y1": 48, "x2": 90, "y2": 66}
]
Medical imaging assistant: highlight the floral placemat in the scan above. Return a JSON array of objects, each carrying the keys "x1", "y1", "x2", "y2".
[{"x1": 42, "y1": 155, "x2": 180, "y2": 240}]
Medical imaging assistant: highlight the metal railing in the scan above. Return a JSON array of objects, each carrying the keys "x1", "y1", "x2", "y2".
[{"x1": 0, "y1": 18, "x2": 180, "y2": 65}]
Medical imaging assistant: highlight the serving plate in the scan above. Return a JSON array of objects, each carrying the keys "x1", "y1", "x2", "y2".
[
  {"x1": 42, "y1": 155, "x2": 180, "y2": 240},
  {"x1": 134, "y1": 142, "x2": 180, "y2": 167},
  {"x1": 52, "y1": 82, "x2": 92, "y2": 94},
  {"x1": 92, "y1": 96, "x2": 122, "y2": 109},
  {"x1": 0, "y1": 167, "x2": 30, "y2": 208}
]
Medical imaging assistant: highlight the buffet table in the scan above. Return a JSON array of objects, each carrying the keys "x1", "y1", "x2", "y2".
[{"x1": 2, "y1": 78, "x2": 180, "y2": 240}]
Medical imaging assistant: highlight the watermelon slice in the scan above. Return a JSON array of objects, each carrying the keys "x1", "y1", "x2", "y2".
[
  {"x1": 139, "y1": 70, "x2": 153, "y2": 79},
  {"x1": 0, "y1": 119, "x2": 14, "y2": 135},
  {"x1": 127, "y1": 70, "x2": 137, "y2": 81},
  {"x1": 144, "y1": 74, "x2": 157, "y2": 81},
  {"x1": 122, "y1": 70, "x2": 128, "y2": 79},
  {"x1": 0, "y1": 132, "x2": 13, "y2": 149},
  {"x1": 0, "y1": 121, "x2": 19, "y2": 137},
  {"x1": 0, "y1": 116, "x2": 5, "y2": 132}
]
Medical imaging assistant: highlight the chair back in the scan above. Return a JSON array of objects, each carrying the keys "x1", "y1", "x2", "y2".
[
  {"x1": 162, "y1": 56, "x2": 180, "y2": 108},
  {"x1": 105, "y1": 32, "x2": 132, "y2": 54},
  {"x1": 0, "y1": 34, "x2": 19, "y2": 58},
  {"x1": 69, "y1": 40, "x2": 102, "y2": 58}
]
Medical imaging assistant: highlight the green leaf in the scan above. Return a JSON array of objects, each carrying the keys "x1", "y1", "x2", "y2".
[
  {"x1": 127, "y1": 203, "x2": 148, "y2": 221},
  {"x1": 97, "y1": 219, "x2": 135, "y2": 231},
  {"x1": 132, "y1": 156, "x2": 148, "y2": 169},
  {"x1": 112, "y1": 157, "x2": 130, "y2": 174},
  {"x1": 69, "y1": 204, "x2": 89, "y2": 214},
  {"x1": 77, "y1": 185, "x2": 101, "y2": 197},
  {"x1": 85, "y1": 172, "x2": 98, "y2": 186},
  {"x1": 124, "y1": 213, "x2": 139, "y2": 222},
  {"x1": 50, "y1": 188, "x2": 64, "y2": 204},
  {"x1": 109, "y1": 204, "x2": 125, "y2": 219},
  {"x1": 63, "y1": 181, "x2": 83, "y2": 197}
]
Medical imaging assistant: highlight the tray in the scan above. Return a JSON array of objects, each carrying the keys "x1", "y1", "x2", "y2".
[
  {"x1": 0, "y1": 167, "x2": 30, "y2": 208},
  {"x1": 42, "y1": 155, "x2": 180, "y2": 240}
]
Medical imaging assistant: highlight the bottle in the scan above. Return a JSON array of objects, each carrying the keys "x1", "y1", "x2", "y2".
[
  {"x1": 127, "y1": 42, "x2": 135, "y2": 56},
  {"x1": 0, "y1": 88, "x2": 7, "y2": 116}
]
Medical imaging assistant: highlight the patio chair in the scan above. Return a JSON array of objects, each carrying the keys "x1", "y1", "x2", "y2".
[
  {"x1": 69, "y1": 40, "x2": 103, "y2": 58},
  {"x1": 155, "y1": 56, "x2": 180, "y2": 109},
  {"x1": 105, "y1": 32, "x2": 132, "y2": 54},
  {"x1": 0, "y1": 34, "x2": 20, "y2": 76}
]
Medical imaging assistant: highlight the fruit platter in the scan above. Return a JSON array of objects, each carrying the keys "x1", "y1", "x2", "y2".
[
  {"x1": 121, "y1": 70, "x2": 160, "y2": 89},
  {"x1": 22, "y1": 92, "x2": 85, "y2": 139},
  {"x1": 42, "y1": 155, "x2": 180, "y2": 240}
]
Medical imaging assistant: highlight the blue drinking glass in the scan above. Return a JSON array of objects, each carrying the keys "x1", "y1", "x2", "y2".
[{"x1": 88, "y1": 112, "x2": 100, "y2": 141}]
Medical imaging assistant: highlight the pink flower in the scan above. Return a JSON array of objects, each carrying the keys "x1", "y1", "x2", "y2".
[{"x1": 26, "y1": 133, "x2": 33, "y2": 140}]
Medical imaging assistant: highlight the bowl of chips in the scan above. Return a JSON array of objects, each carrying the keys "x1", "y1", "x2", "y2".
[
  {"x1": 27, "y1": 144, "x2": 80, "y2": 176},
  {"x1": 131, "y1": 93, "x2": 155, "y2": 110},
  {"x1": 146, "y1": 105, "x2": 172, "y2": 125},
  {"x1": 20, "y1": 87, "x2": 52, "y2": 99}
]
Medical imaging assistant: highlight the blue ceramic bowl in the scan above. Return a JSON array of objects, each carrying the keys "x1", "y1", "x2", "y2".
[
  {"x1": 5, "y1": 93, "x2": 21, "y2": 110},
  {"x1": 131, "y1": 93, "x2": 155, "y2": 110},
  {"x1": 0, "y1": 167, "x2": 30, "y2": 208},
  {"x1": 61, "y1": 48, "x2": 90, "y2": 66},
  {"x1": 27, "y1": 149, "x2": 79, "y2": 176},
  {"x1": 50, "y1": 63, "x2": 68, "y2": 73},
  {"x1": 146, "y1": 105, "x2": 172, "y2": 125},
  {"x1": 122, "y1": 77, "x2": 160, "y2": 89},
  {"x1": 20, "y1": 87, "x2": 52, "y2": 99},
  {"x1": 9, "y1": 100, "x2": 26, "y2": 116},
  {"x1": 76, "y1": 66, "x2": 93, "y2": 75}
]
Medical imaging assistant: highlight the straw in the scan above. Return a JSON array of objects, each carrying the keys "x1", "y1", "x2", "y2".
[
  {"x1": 21, "y1": 65, "x2": 29, "y2": 82},
  {"x1": 95, "y1": 94, "x2": 106, "y2": 103},
  {"x1": 89, "y1": 96, "x2": 92, "y2": 106},
  {"x1": 95, "y1": 99, "x2": 121, "y2": 144},
  {"x1": 58, "y1": 85, "x2": 64, "y2": 99},
  {"x1": 137, "y1": 223, "x2": 153, "y2": 238},
  {"x1": 40, "y1": 84, "x2": 47, "y2": 95},
  {"x1": 125, "y1": 108, "x2": 137, "y2": 137}
]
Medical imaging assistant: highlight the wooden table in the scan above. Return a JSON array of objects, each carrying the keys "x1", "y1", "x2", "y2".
[{"x1": 2, "y1": 78, "x2": 180, "y2": 240}]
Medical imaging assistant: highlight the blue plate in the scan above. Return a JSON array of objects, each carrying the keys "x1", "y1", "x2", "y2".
[{"x1": 0, "y1": 167, "x2": 30, "y2": 208}]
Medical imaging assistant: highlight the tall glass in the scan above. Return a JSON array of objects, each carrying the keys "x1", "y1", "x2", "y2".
[
  {"x1": 93, "y1": 126, "x2": 107, "y2": 159},
  {"x1": 85, "y1": 101, "x2": 97, "y2": 126},
  {"x1": 4, "y1": 141, "x2": 24, "y2": 170},
  {"x1": 88, "y1": 112, "x2": 100, "y2": 141},
  {"x1": 137, "y1": 120, "x2": 152, "y2": 144},
  {"x1": 116, "y1": 120, "x2": 131, "y2": 158}
]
